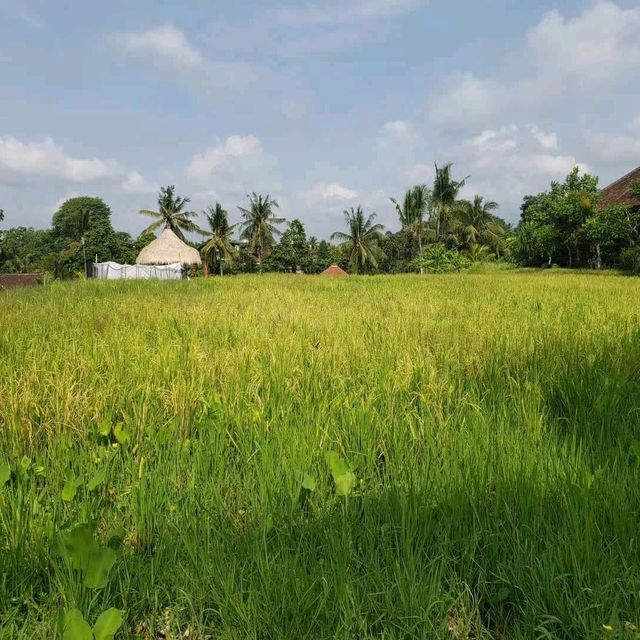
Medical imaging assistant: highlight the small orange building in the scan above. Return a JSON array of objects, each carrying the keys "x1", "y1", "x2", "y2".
[{"x1": 321, "y1": 263, "x2": 347, "y2": 276}]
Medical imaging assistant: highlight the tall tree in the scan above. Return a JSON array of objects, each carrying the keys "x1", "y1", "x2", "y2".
[
  {"x1": 331, "y1": 206, "x2": 385, "y2": 273},
  {"x1": 138, "y1": 186, "x2": 202, "y2": 240},
  {"x1": 52, "y1": 197, "x2": 110, "y2": 244},
  {"x1": 238, "y1": 193, "x2": 285, "y2": 270},
  {"x1": 52, "y1": 197, "x2": 129, "y2": 274},
  {"x1": 517, "y1": 168, "x2": 600, "y2": 267},
  {"x1": 390, "y1": 185, "x2": 431, "y2": 263},
  {"x1": 432, "y1": 163, "x2": 467, "y2": 242},
  {"x1": 201, "y1": 203, "x2": 236, "y2": 276}
]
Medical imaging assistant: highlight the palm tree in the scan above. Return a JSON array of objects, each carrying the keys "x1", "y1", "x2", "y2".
[
  {"x1": 432, "y1": 163, "x2": 468, "y2": 242},
  {"x1": 457, "y1": 195, "x2": 499, "y2": 248},
  {"x1": 201, "y1": 203, "x2": 236, "y2": 276},
  {"x1": 238, "y1": 193, "x2": 285, "y2": 270},
  {"x1": 390, "y1": 185, "x2": 431, "y2": 270},
  {"x1": 331, "y1": 206, "x2": 385, "y2": 273},
  {"x1": 483, "y1": 219, "x2": 509, "y2": 259},
  {"x1": 138, "y1": 185, "x2": 202, "y2": 241}
]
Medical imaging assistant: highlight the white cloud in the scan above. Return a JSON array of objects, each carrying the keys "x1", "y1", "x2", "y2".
[
  {"x1": 185, "y1": 136, "x2": 278, "y2": 201},
  {"x1": 466, "y1": 124, "x2": 583, "y2": 173},
  {"x1": 428, "y1": 74, "x2": 503, "y2": 129},
  {"x1": 110, "y1": 24, "x2": 257, "y2": 91},
  {"x1": 380, "y1": 120, "x2": 413, "y2": 142},
  {"x1": 112, "y1": 24, "x2": 203, "y2": 69},
  {"x1": 301, "y1": 182, "x2": 358, "y2": 205},
  {"x1": 527, "y1": 2, "x2": 640, "y2": 88},
  {"x1": 429, "y1": 3, "x2": 640, "y2": 131},
  {"x1": 403, "y1": 163, "x2": 434, "y2": 185},
  {"x1": 186, "y1": 135, "x2": 269, "y2": 185},
  {"x1": 0, "y1": 136, "x2": 117, "y2": 182},
  {"x1": 121, "y1": 171, "x2": 156, "y2": 194},
  {"x1": 459, "y1": 124, "x2": 586, "y2": 212},
  {"x1": 525, "y1": 124, "x2": 558, "y2": 151},
  {"x1": 587, "y1": 116, "x2": 640, "y2": 166}
]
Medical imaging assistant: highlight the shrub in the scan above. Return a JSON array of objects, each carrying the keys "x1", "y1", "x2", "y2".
[
  {"x1": 619, "y1": 247, "x2": 640, "y2": 273},
  {"x1": 410, "y1": 245, "x2": 472, "y2": 274}
]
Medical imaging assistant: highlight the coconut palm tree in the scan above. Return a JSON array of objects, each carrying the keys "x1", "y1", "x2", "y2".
[
  {"x1": 331, "y1": 206, "x2": 385, "y2": 273},
  {"x1": 432, "y1": 163, "x2": 468, "y2": 242},
  {"x1": 238, "y1": 193, "x2": 285, "y2": 270},
  {"x1": 201, "y1": 203, "x2": 236, "y2": 276},
  {"x1": 457, "y1": 195, "x2": 499, "y2": 248},
  {"x1": 390, "y1": 185, "x2": 431, "y2": 269},
  {"x1": 138, "y1": 186, "x2": 202, "y2": 240}
]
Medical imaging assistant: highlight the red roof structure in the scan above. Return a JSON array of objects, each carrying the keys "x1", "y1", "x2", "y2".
[
  {"x1": 600, "y1": 166, "x2": 640, "y2": 210},
  {"x1": 321, "y1": 263, "x2": 347, "y2": 276}
]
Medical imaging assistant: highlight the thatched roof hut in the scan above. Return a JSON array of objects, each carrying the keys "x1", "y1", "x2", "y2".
[
  {"x1": 321, "y1": 263, "x2": 347, "y2": 276},
  {"x1": 136, "y1": 228, "x2": 202, "y2": 265},
  {"x1": 600, "y1": 166, "x2": 640, "y2": 210}
]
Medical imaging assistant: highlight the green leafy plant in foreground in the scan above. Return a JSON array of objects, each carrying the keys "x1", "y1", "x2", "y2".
[
  {"x1": 56, "y1": 523, "x2": 124, "y2": 638},
  {"x1": 325, "y1": 451, "x2": 357, "y2": 497},
  {"x1": 62, "y1": 607, "x2": 123, "y2": 640}
]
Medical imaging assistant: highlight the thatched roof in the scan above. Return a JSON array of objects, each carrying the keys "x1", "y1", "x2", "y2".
[
  {"x1": 136, "y1": 227, "x2": 202, "y2": 265},
  {"x1": 321, "y1": 263, "x2": 347, "y2": 276},
  {"x1": 600, "y1": 166, "x2": 640, "y2": 209}
]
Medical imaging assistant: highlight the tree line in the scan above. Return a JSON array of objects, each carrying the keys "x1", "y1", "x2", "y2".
[{"x1": 2, "y1": 164, "x2": 639, "y2": 277}]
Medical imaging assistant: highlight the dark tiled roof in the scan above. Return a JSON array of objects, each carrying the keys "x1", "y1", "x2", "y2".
[{"x1": 600, "y1": 166, "x2": 640, "y2": 209}]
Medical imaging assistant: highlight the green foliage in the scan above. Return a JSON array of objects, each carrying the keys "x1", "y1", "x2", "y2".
[
  {"x1": 0, "y1": 226, "x2": 53, "y2": 273},
  {"x1": 325, "y1": 451, "x2": 356, "y2": 497},
  {"x1": 0, "y1": 462, "x2": 10, "y2": 485},
  {"x1": 619, "y1": 247, "x2": 640, "y2": 273},
  {"x1": 331, "y1": 206, "x2": 385, "y2": 273},
  {"x1": 390, "y1": 185, "x2": 431, "y2": 260},
  {"x1": 515, "y1": 167, "x2": 602, "y2": 267},
  {"x1": 59, "y1": 523, "x2": 97, "y2": 572},
  {"x1": 62, "y1": 609, "x2": 93, "y2": 640},
  {"x1": 238, "y1": 193, "x2": 285, "y2": 268},
  {"x1": 62, "y1": 608, "x2": 123, "y2": 640},
  {"x1": 92, "y1": 608, "x2": 124, "y2": 640},
  {"x1": 263, "y1": 219, "x2": 309, "y2": 272},
  {"x1": 201, "y1": 202, "x2": 236, "y2": 276},
  {"x1": 432, "y1": 162, "x2": 468, "y2": 242},
  {"x1": 410, "y1": 244, "x2": 471, "y2": 273},
  {"x1": 138, "y1": 185, "x2": 202, "y2": 240},
  {"x1": 62, "y1": 475, "x2": 83, "y2": 502}
]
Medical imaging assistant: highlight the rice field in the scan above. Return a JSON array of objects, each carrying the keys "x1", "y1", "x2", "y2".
[{"x1": 1, "y1": 270, "x2": 640, "y2": 639}]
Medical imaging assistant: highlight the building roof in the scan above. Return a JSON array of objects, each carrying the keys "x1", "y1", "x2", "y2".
[
  {"x1": 136, "y1": 227, "x2": 202, "y2": 265},
  {"x1": 600, "y1": 166, "x2": 640, "y2": 209},
  {"x1": 321, "y1": 263, "x2": 347, "y2": 276}
]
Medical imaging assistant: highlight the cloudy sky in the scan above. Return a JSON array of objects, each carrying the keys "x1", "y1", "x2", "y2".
[{"x1": 1, "y1": 0, "x2": 639, "y2": 238}]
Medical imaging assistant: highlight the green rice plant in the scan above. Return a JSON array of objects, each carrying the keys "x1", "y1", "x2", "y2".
[{"x1": 1, "y1": 271, "x2": 640, "y2": 638}]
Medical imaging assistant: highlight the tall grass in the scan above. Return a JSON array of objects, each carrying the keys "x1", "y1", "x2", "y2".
[{"x1": 1, "y1": 271, "x2": 640, "y2": 638}]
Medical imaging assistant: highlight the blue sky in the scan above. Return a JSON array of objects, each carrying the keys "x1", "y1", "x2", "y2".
[{"x1": 1, "y1": 0, "x2": 639, "y2": 239}]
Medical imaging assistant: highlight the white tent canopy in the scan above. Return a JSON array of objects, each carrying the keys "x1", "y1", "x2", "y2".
[{"x1": 92, "y1": 262, "x2": 185, "y2": 280}]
